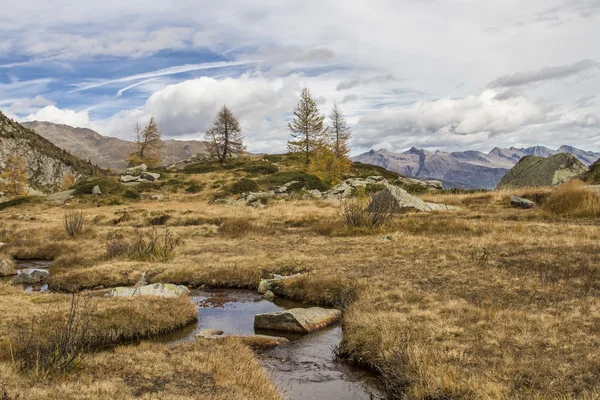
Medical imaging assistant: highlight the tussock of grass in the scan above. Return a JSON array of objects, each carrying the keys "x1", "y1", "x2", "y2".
[{"x1": 542, "y1": 180, "x2": 600, "y2": 218}]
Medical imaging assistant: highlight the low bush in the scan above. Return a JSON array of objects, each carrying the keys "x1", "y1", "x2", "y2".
[
  {"x1": 11, "y1": 294, "x2": 94, "y2": 378},
  {"x1": 219, "y1": 217, "x2": 254, "y2": 237},
  {"x1": 183, "y1": 163, "x2": 219, "y2": 174},
  {"x1": 0, "y1": 196, "x2": 44, "y2": 211},
  {"x1": 342, "y1": 197, "x2": 396, "y2": 229},
  {"x1": 122, "y1": 190, "x2": 140, "y2": 200},
  {"x1": 261, "y1": 171, "x2": 329, "y2": 192},
  {"x1": 542, "y1": 181, "x2": 600, "y2": 218},
  {"x1": 72, "y1": 177, "x2": 123, "y2": 196},
  {"x1": 239, "y1": 162, "x2": 279, "y2": 175},
  {"x1": 106, "y1": 228, "x2": 180, "y2": 261},
  {"x1": 148, "y1": 214, "x2": 170, "y2": 226},
  {"x1": 64, "y1": 211, "x2": 86, "y2": 237},
  {"x1": 347, "y1": 162, "x2": 400, "y2": 181},
  {"x1": 231, "y1": 178, "x2": 259, "y2": 194},
  {"x1": 185, "y1": 183, "x2": 204, "y2": 194}
]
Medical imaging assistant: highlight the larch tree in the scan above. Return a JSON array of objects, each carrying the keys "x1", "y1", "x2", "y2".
[
  {"x1": 127, "y1": 118, "x2": 164, "y2": 168},
  {"x1": 1, "y1": 154, "x2": 28, "y2": 197},
  {"x1": 287, "y1": 87, "x2": 326, "y2": 167},
  {"x1": 205, "y1": 105, "x2": 245, "y2": 164},
  {"x1": 328, "y1": 102, "x2": 351, "y2": 160}
]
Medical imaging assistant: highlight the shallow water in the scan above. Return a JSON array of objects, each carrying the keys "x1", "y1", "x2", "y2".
[
  {"x1": 161, "y1": 288, "x2": 384, "y2": 400},
  {"x1": 1, "y1": 260, "x2": 51, "y2": 291}
]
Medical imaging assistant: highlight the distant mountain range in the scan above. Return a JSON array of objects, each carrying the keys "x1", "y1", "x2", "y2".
[
  {"x1": 352, "y1": 146, "x2": 600, "y2": 189},
  {"x1": 23, "y1": 121, "x2": 211, "y2": 171}
]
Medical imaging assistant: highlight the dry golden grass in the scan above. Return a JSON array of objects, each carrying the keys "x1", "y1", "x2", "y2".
[
  {"x1": 2, "y1": 172, "x2": 600, "y2": 399},
  {"x1": 542, "y1": 180, "x2": 600, "y2": 218}
]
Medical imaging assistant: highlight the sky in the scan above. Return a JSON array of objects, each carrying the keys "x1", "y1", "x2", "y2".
[{"x1": 0, "y1": 0, "x2": 599, "y2": 155}]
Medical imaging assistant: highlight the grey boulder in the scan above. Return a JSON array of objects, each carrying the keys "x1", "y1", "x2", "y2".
[
  {"x1": 141, "y1": 172, "x2": 161, "y2": 181},
  {"x1": 510, "y1": 195, "x2": 535, "y2": 209},
  {"x1": 92, "y1": 185, "x2": 102, "y2": 195},
  {"x1": 106, "y1": 283, "x2": 190, "y2": 298},
  {"x1": 258, "y1": 274, "x2": 302, "y2": 294},
  {"x1": 0, "y1": 256, "x2": 16, "y2": 277},
  {"x1": 369, "y1": 186, "x2": 459, "y2": 213},
  {"x1": 120, "y1": 175, "x2": 140, "y2": 183},
  {"x1": 126, "y1": 164, "x2": 147, "y2": 175},
  {"x1": 254, "y1": 307, "x2": 342, "y2": 333},
  {"x1": 12, "y1": 269, "x2": 49, "y2": 285}
]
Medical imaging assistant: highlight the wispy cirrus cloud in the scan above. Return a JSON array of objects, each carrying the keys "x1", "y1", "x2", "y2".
[{"x1": 488, "y1": 59, "x2": 599, "y2": 88}]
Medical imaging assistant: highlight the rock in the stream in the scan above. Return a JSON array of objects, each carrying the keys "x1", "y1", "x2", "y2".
[
  {"x1": 510, "y1": 195, "x2": 535, "y2": 209},
  {"x1": 12, "y1": 269, "x2": 50, "y2": 285},
  {"x1": 258, "y1": 274, "x2": 302, "y2": 294},
  {"x1": 196, "y1": 333, "x2": 289, "y2": 348},
  {"x1": 263, "y1": 290, "x2": 276, "y2": 301},
  {"x1": 106, "y1": 283, "x2": 190, "y2": 298},
  {"x1": 0, "y1": 256, "x2": 16, "y2": 277},
  {"x1": 196, "y1": 329, "x2": 224, "y2": 338},
  {"x1": 254, "y1": 307, "x2": 342, "y2": 333}
]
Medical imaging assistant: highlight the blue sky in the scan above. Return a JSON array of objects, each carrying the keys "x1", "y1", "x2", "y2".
[{"x1": 1, "y1": 0, "x2": 599, "y2": 154}]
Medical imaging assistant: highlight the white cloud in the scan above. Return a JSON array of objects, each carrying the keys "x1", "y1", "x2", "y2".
[{"x1": 22, "y1": 105, "x2": 93, "y2": 128}]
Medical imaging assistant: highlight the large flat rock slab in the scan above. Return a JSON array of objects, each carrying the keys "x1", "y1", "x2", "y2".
[
  {"x1": 254, "y1": 307, "x2": 342, "y2": 333},
  {"x1": 106, "y1": 283, "x2": 190, "y2": 298}
]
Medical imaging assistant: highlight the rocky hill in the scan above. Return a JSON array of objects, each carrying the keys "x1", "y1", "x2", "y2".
[
  {"x1": 496, "y1": 153, "x2": 588, "y2": 189},
  {"x1": 0, "y1": 112, "x2": 103, "y2": 192},
  {"x1": 353, "y1": 146, "x2": 600, "y2": 189},
  {"x1": 22, "y1": 121, "x2": 211, "y2": 171}
]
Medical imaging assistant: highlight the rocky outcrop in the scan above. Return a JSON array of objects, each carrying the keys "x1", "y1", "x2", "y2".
[
  {"x1": 255, "y1": 307, "x2": 342, "y2": 333},
  {"x1": 0, "y1": 256, "x2": 16, "y2": 277},
  {"x1": 510, "y1": 195, "x2": 535, "y2": 209},
  {"x1": 395, "y1": 175, "x2": 443, "y2": 191},
  {"x1": 0, "y1": 112, "x2": 103, "y2": 192},
  {"x1": 106, "y1": 283, "x2": 190, "y2": 298},
  {"x1": 119, "y1": 164, "x2": 161, "y2": 184},
  {"x1": 497, "y1": 153, "x2": 588, "y2": 189},
  {"x1": 369, "y1": 186, "x2": 459, "y2": 213}
]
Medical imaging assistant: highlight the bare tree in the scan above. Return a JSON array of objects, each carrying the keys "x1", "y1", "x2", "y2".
[
  {"x1": 127, "y1": 118, "x2": 164, "y2": 167},
  {"x1": 287, "y1": 87, "x2": 325, "y2": 167},
  {"x1": 205, "y1": 105, "x2": 245, "y2": 164},
  {"x1": 328, "y1": 102, "x2": 351, "y2": 159}
]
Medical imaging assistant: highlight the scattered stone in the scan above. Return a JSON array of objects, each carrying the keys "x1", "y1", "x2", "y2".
[
  {"x1": 120, "y1": 175, "x2": 141, "y2": 183},
  {"x1": 134, "y1": 272, "x2": 148, "y2": 287},
  {"x1": 141, "y1": 172, "x2": 160, "y2": 181},
  {"x1": 306, "y1": 189, "x2": 322, "y2": 199},
  {"x1": 263, "y1": 290, "x2": 276, "y2": 301},
  {"x1": 92, "y1": 185, "x2": 102, "y2": 195},
  {"x1": 196, "y1": 333, "x2": 289, "y2": 348},
  {"x1": 380, "y1": 235, "x2": 392, "y2": 241},
  {"x1": 0, "y1": 256, "x2": 16, "y2": 277},
  {"x1": 258, "y1": 274, "x2": 302, "y2": 294},
  {"x1": 126, "y1": 164, "x2": 148, "y2": 175},
  {"x1": 395, "y1": 176, "x2": 443, "y2": 191},
  {"x1": 254, "y1": 307, "x2": 342, "y2": 333},
  {"x1": 150, "y1": 194, "x2": 164, "y2": 201},
  {"x1": 12, "y1": 269, "x2": 50, "y2": 285},
  {"x1": 510, "y1": 195, "x2": 535, "y2": 209},
  {"x1": 106, "y1": 283, "x2": 190, "y2": 298},
  {"x1": 196, "y1": 328, "x2": 225, "y2": 338}
]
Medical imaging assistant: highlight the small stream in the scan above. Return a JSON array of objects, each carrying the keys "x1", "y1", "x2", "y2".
[
  {"x1": 1, "y1": 260, "x2": 51, "y2": 291},
  {"x1": 159, "y1": 288, "x2": 384, "y2": 400}
]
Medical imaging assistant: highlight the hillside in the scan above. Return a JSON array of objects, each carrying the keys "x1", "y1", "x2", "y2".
[
  {"x1": 0, "y1": 112, "x2": 103, "y2": 192},
  {"x1": 353, "y1": 146, "x2": 600, "y2": 189},
  {"x1": 23, "y1": 121, "x2": 211, "y2": 171},
  {"x1": 497, "y1": 153, "x2": 588, "y2": 189}
]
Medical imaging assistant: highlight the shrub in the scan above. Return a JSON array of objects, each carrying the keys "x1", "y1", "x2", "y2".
[
  {"x1": 341, "y1": 197, "x2": 396, "y2": 229},
  {"x1": 219, "y1": 217, "x2": 254, "y2": 237},
  {"x1": 122, "y1": 190, "x2": 140, "y2": 200},
  {"x1": 0, "y1": 196, "x2": 44, "y2": 211},
  {"x1": 149, "y1": 214, "x2": 170, "y2": 226},
  {"x1": 185, "y1": 183, "x2": 204, "y2": 194},
  {"x1": 106, "y1": 228, "x2": 180, "y2": 261},
  {"x1": 11, "y1": 294, "x2": 94, "y2": 378},
  {"x1": 64, "y1": 211, "x2": 85, "y2": 237},
  {"x1": 542, "y1": 181, "x2": 600, "y2": 218},
  {"x1": 239, "y1": 162, "x2": 279, "y2": 175},
  {"x1": 72, "y1": 177, "x2": 123, "y2": 196},
  {"x1": 183, "y1": 164, "x2": 219, "y2": 174},
  {"x1": 231, "y1": 178, "x2": 259, "y2": 194},
  {"x1": 262, "y1": 171, "x2": 329, "y2": 192}
]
